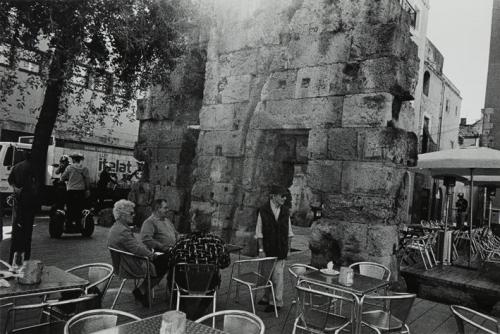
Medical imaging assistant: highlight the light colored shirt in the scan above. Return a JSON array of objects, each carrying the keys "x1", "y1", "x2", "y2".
[
  {"x1": 140, "y1": 214, "x2": 179, "y2": 252},
  {"x1": 255, "y1": 200, "x2": 294, "y2": 239},
  {"x1": 61, "y1": 164, "x2": 90, "y2": 191}
]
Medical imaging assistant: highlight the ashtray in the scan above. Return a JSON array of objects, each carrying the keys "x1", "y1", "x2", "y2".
[{"x1": 320, "y1": 268, "x2": 339, "y2": 276}]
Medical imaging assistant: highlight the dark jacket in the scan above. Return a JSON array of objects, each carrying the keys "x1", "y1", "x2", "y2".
[{"x1": 259, "y1": 201, "x2": 290, "y2": 260}]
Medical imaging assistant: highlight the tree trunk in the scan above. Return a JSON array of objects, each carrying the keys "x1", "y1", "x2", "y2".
[{"x1": 31, "y1": 47, "x2": 67, "y2": 185}]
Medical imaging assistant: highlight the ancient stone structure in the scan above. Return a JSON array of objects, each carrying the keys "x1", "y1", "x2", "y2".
[{"x1": 137, "y1": 0, "x2": 420, "y2": 277}]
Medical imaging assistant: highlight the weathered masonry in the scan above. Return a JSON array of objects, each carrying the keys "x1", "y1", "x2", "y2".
[{"x1": 136, "y1": 0, "x2": 419, "y2": 278}]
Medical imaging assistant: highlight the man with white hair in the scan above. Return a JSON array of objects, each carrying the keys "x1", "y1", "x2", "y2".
[{"x1": 108, "y1": 199, "x2": 169, "y2": 307}]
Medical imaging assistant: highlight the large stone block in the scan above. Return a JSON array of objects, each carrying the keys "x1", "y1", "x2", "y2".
[
  {"x1": 284, "y1": 31, "x2": 351, "y2": 68},
  {"x1": 294, "y1": 64, "x2": 345, "y2": 98},
  {"x1": 250, "y1": 97, "x2": 343, "y2": 130},
  {"x1": 349, "y1": 22, "x2": 417, "y2": 61},
  {"x1": 153, "y1": 185, "x2": 186, "y2": 211},
  {"x1": 307, "y1": 128, "x2": 329, "y2": 160},
  {"x1": 203, "y1": 74, "x2": 253, "y2": 105},
  {"x1": 327, "y1": 128, "x2": 359, "y2": 160},
  {"x1": 149, "y1": 163, "x2": 178, "y2": 186},
  {"x1": 366, "y1": 225, "x2": 398, "y2": 257},
  {"x1": 358, "y1": 128, "x2": 418, "y2": 165},
  {"x1": 199, "y1": 103, "x2": 247, "y2": 130},
  {"x1": 194, "y1": 156, "x2": 236, "y2": 183},
  {"x1": 322, "y1": 193, "x2": 396, "y2": 223},
  {"x1": 342, "y1": 93, "x2": 393, "y2": 127},
  {"x1": 214, "y1": 49, "x2": 259, "y2": 76},
  {"x1": 197, "y1": 130, "x2": 244, "y2": 157},
  {"x1": 307, "y1": 159, "x2": 342, "y2": 193},
  {"x1": 261, "y1": 70, "x2": 297, "y2": 101},
  {"x1": 341, "y1": 161, "x2": 406, "y2": 196}
]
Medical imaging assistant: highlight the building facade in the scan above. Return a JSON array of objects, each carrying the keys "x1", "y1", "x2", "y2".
[
  {"x1": 484, "y1": 0, "x2": 500, "y2": 149},
  {"x1": 0, "y1": 44, "x2": 138, "y2": 150}
]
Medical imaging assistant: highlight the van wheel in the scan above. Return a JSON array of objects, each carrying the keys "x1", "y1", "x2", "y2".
[
  {"x1": 81, "y1": 210, "x2": 94, "y2": 237},
  {"x1": 49, "y1": 210, "x2": 65, "y2": 238}
]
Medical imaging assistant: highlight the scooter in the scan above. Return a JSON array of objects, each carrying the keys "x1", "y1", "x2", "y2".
[{"x1": 49, "y1": 208, "x2": 95, "y2": 238}]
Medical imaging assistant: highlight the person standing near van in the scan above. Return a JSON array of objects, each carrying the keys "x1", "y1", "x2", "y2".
[
  {"x1": 61, "y1": 153, "x2": 90, "y2": 225},
  {"x1": 8, "y1": 151, "x2": 39, "y2": 262}
]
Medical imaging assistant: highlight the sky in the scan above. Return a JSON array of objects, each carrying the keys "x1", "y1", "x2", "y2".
[{"x1": 426, "y1": 0, "x2": 494, "y2": 123}]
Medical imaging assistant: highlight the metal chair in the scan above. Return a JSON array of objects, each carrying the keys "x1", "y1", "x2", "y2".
[
  {"x1": 349, "y1": 262, "x2": 391, "y2": 281},
  {"x1": 4, "y1": 292, "x2": 98, "y2": 334},
  {"x1": 281, "y1": 264, "x2": 319, "y2": 333},
  {"x1": 293, "y1": 279, "x2": 369, "y2": 334},
  {"x1": 225, "y1": 257, "x2": 278, "y2": 317},
  {"x1": 108, "y1": 246, "x2": 153, "y2": 308},
  {"x1": 42, "y1": 263, "x2": 114, "y2": 322},
  {"x1": 64, "y1": 308, "x2": 140, "y2": 334},
  {"x1": 66, "y1": 263, "x2": 114, "y2": 297},
  {"x1": 450, "y1": 305, "x2": 500, "y2": 334},
  {"x1": 360, "y1": 292, "x2": 416, "y2": 334},
  {"x1": 195, "y1": 310, "x2": 265, "y2": 334},
  {"x1": 171, "y1": 262, "x2": 219, "y2": 326}
]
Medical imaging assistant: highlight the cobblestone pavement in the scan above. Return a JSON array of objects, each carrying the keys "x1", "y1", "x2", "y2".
[{"x1": 0, "y1": 216, "x2": 475, "y2": 333}]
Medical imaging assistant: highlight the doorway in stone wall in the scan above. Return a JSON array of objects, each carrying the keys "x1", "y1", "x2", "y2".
[{"x1": 272, "y1": 130, "x2": 311, "y2": 227}]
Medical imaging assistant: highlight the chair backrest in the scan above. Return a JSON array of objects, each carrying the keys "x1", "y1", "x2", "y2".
[
  {"x1": 66, "y1": 263, "x2": 113, "y2": 296},
  {"x1": 450, "y1": 305, "x2": 499, "y2": 334},
  {"x1": 195, "y1": 310, "x2": 265, "y2": 334},
  {"x1": 107, "y1": 246, "x2": 150, "y2": 279},
  {"x1": 362, "y1": 293, "x2": 416, "y2": 328},
  {"x1": 174, "y1": 262, "x2": 219, "y2": 294},
  {"x1": 295, "y1": 279, "x2": 360, "y2": 331},
  {"x1": 64, "y1": 308, "x2": 140, "y2": 334},
  {"x1": 349, "y1": 262, "x2": 391, "y2": 281},
  {"x1": 5, "y1": 293, "x2": 98, "y2": 334},
  {"x1": 236, "y1": 257, "x2": 277, "y2": 287},
  {"x1": 288, "y1": 264, "x2": 318, "y2": 292}
]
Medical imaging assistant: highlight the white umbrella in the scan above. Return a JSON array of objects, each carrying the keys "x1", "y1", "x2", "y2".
[{"x1": 413, "y1": 146, "x2": 500, "y2": 267}]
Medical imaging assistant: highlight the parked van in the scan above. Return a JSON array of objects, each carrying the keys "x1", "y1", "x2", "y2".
[{"x1": 0, "y1": 136, "x2": 137, "y2": 205}]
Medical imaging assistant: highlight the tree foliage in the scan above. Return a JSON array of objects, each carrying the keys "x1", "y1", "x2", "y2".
[{"x1": 0, "y1": 0, "x2": 190, "y2": 182}]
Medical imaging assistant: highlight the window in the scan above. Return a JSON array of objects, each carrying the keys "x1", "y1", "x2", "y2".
[
  {"x1": 445, "y1": 99, "x2": 450, "y2": 113},
  {"x1": 3, "y1": 147, "x2": 29, "y2": 167},
  {"x1": 450, "y1": 140, "x2": 454, "y2": 149},
  {"x1": 455, "y1": 106, "x2": 458, "y2": 116},
  {"x1": 423, "y1": 71, "x2": 430, "y2": 96}
]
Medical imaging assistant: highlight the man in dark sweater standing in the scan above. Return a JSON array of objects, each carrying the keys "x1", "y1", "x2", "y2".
[{"x1": 255, "y1": 185, "x2": 294, "y2": 313}]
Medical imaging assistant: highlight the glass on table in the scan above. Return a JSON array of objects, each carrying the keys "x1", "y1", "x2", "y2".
[{"x1": 10, "y1": 252, "x2": 25, "y2": 274}]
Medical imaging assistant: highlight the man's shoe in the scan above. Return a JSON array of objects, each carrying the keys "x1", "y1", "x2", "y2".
[
  {"x1": 264, "y1": 305, "x2": 281, "y2": 312},
  {"x1": 133, "y1": 288, "x2": 150, "y2": 307},
  {"x1": 257, "y1": 299, "x2": 269, "y2": 306}
]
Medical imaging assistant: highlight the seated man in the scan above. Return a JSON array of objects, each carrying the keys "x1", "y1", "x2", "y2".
[
  {"x1": 140, "y1": 199, "x2": 179, "y2": 252},
  {"x1": 108, "y1": 199, "x2": 169, "y2": 307},
  {"x1": 169, "y1": 209, "x2": 230, "y2": 318}
]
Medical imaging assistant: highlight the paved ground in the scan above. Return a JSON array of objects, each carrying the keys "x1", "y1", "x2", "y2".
[{"x1": 0, "y1": 216, "x2": 495, "y2": 333}]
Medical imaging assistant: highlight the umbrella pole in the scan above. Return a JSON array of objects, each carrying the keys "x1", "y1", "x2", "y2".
[
  {"x1": 442, "y1": 184, "x2": 453, "y2": 265},
  {"x1": 483, "y1": 188, "x2": 487, "y2": 226},
  {"x1": 489, "y1": 199, "x2": 493, "y2": 231},
  {"x1": 469, "y1": 169, "x2": 474, "y2": 268}
]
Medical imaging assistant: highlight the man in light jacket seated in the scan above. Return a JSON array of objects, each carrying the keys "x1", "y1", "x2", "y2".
[
  {"x1": 140, "y1": 198, "x2": 179, "y2": 252},
  {"x1": 108, "y1": 199, "x2": 169, "y2": 307}
]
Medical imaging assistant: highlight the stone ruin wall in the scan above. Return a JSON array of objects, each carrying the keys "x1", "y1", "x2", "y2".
[{"x1": 137, "y1": 0, "x2": 420, "y2": 277}]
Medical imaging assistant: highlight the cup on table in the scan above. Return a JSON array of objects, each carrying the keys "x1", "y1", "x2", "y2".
[
  {"x1": 160, "y1": 310, "x2": 186, "y2": 334},
  {"x1": 10, "y1": 252, "x2": 25, "y2": 274}
]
